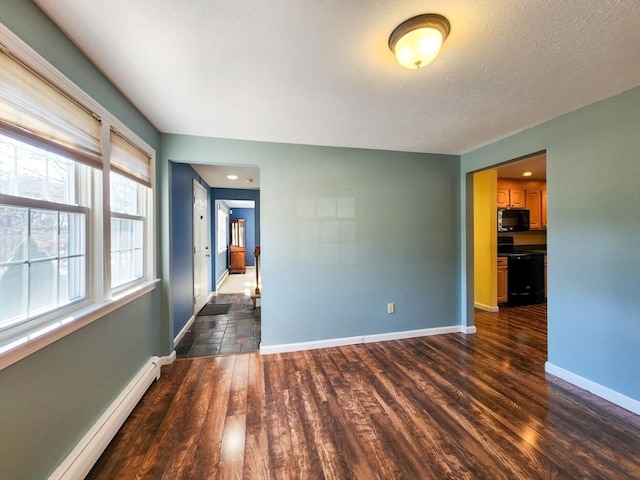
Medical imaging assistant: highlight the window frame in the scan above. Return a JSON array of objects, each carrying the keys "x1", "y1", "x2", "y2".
[
  {"x1": 217, "y1": 204, "x2": 228, "y2": 254},
  {"x1": 0, "y1": 24, "x2": 158, "y2": 370},
  {"x1": 109, "y1": 172, "x2": 149, "y2": 293},
  {"x1": 0, "y1": 192, "x2": 91, "y2": 333}
]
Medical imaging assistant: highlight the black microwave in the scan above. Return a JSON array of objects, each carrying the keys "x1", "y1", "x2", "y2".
[{"x1": 498, "y1": 208, "x2": 530, "y2": 232}]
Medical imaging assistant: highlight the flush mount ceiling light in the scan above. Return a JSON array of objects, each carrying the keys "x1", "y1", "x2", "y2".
[
  {"x1": 226, "y1": 174, "x2": 238, "y2": 180},
  {"x1": 388, "y1": 13, "x2": 450, "y2": 69},
  {"x1": 523, "y1": 171, "x2": 533, "y2": 177}
]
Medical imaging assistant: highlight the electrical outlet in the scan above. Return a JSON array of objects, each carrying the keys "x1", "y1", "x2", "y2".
[{"x1": 387, "y1": 303, "x2": 395, "y2": 314}]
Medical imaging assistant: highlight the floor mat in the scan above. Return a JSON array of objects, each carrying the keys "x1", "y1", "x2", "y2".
[{"x1": 198, "y1": 303, "x2": 231, "y2": 316}]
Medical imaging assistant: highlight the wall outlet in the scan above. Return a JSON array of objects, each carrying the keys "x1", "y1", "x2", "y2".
[{"x1": 387, "y1": 303, "x2": 395, "y2": 314}]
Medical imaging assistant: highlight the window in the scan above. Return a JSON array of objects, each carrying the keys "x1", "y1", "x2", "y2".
[
  {"x1": 217, "y1": 205, "x2": 228, "y2": 253},
  {"x1": 0, "y1": 27, "x2": 156, "y2": 366},
  {"x1": 110, "y1": 173, "x2": 145, "y2": 289},
  {"x1": 0, "y1": 133, "x2": 90, "y2": 331}
]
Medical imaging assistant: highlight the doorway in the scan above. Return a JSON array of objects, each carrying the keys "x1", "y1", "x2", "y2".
[
  {"x1": 471, "y1": 152, "x2": 548, "y2": 345},
  {"x1": 173, "y1": 163, "x2": 261, "y2": 358}
]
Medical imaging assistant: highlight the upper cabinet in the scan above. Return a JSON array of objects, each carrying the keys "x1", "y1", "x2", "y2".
[
  {"x1": 525, "y1": 189, "x2": 543, "y2": 229},
  {"x1": 497, "y1": 187, "x2": 525, "y2": 208},
  {"x1": 498, "y1": 180, "x2": 547, "y2": 230}
]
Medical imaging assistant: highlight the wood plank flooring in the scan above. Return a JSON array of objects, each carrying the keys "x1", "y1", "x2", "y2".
[{"x1": 86, "y1": 304, "x2": 640, "y2": 479}]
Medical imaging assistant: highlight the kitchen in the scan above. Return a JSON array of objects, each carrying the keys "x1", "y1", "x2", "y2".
[{"x1": 473, "y1": 152, "x2": 547, "y2": 312}]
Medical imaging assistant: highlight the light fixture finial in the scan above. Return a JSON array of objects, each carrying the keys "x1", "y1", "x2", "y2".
[{"x1": 389, "y1": 13, "x2": 450, "y2": 69}]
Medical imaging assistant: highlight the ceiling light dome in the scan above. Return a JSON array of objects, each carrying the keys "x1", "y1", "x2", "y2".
[{"x1": 388, "y1": 14, "x2": 451, "y2": 69}]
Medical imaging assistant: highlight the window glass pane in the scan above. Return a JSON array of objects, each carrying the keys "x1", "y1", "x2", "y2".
[
  {"x1": 59, "y1": 257, "x2": 85, "y2": 304},
  {"x1": 110, "y1": 216, "x2": 144, "y2": 288},
  {"x1": 29, "y1": 259, "x2": 58, "y2": 315},
  {"x1": 120, "y1": 219, "x2": 132, "y2": 250},
  {"x1": 0, "y1": 264, "x2": 27, "y2": 328},
  {"x1": 0, "y1": 205, "x2": 28, "y2": 263},
  {"x1": 30, "y1": 209, "x2": 58, "y2": 260},
  {"x1": 110, "y1": 172, "x2": 138, "y2": 215},
  {"x1": 0, "y1": 134, "x2": 77, "y2": 205},
  {"x1": 119, "y1": 250, "x2": 132, "y2": 285},
  {"x1": 133, "y1": 248, "x2": 143, "y2": 278},
  {"x1": 59, "y1": 212, "x2": 85, "y2": 257},
  {"x1": 0, "y1": 204, "x2": 87, "y2": 330},
  {"x1": 110, "y1": 251, "x2": 120, "y2": 288}
]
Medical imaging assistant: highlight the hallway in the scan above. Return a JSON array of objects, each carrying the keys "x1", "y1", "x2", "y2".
[{"x1": 175, "y1": 268, "x2": 261, "y2": 358}]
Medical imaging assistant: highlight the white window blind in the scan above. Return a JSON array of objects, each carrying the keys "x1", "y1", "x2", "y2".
[
  {"x1": 110, "y1": 129, "x2": 151, "y2": 188},
  {"x1": 0, "y1": 48, "x2": 102, "y2": 169}
]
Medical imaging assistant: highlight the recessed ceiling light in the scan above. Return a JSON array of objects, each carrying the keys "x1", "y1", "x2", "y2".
[
  {"x1": 226, "y1": 175, "x2": 238, "y2": 180},
  {"x1": 523, "y1": 171, "x2": 532, "y2": 177}
]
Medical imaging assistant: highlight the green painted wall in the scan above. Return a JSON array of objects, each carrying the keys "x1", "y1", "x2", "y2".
[
  {"x1": 0, "y1": 2, "x2": 163, "y2": 478},
  {"x1": 462, "y1": 86, "x2": 640, "y2": 401},
  {"x1": 162, "y1": 134, "x2": 461, "y2": 346}
]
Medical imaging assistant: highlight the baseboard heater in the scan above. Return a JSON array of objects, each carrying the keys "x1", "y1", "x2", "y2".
[{"x1": 48, "y1": 352, "x2": 175, "y2": 480}]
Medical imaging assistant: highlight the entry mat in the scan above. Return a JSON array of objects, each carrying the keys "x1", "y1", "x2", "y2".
[{"x1": 198, "y1": 303, "x2": 232, "y2": 316}]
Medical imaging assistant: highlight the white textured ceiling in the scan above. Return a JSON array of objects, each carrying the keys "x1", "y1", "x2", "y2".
[{"x1": 35, "y1": 0, "x2": 640, "y2": 155}]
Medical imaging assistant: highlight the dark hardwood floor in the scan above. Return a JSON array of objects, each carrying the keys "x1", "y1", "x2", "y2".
[{"x1": 87, "y1": 304, "x2": 640, "y2": 479}]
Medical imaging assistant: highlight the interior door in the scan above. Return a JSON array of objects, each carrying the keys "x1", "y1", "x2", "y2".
[{"x1": 193, "y1": 181, "x2": 209, "y2": 314}]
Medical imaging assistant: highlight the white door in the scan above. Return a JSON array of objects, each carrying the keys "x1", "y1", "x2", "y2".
[{"x1": 193, "y1": 181, "x2": 209, "y2": 314}]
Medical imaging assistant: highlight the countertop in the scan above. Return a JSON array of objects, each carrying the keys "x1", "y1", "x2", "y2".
[{"x1": 499, "y1": 244, "x2": 547, "y2": 257}]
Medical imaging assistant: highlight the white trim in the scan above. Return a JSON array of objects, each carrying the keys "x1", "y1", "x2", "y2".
[
  {"x1": 474, "y1": 302, "x2": 499, "y2": 312},
  {"x1": 174, "y1": 314, "x2": 196, "y2": 347},
  {"x1": 545, "y1": 362, "x2": 640, "y2": 415},
  {"x1": 216, "y1": 269, "x2": 229, "y2": 291},
  {"x1": 260, "y1": 325, "x2": 476, "y2": 355},
  {"x1": 463, "y1": 325, "x2": 477, "y2": 334},
  {"x1": 47, "y1": 352, "x2": 175, "y2": 480},
  {"x1": 174, "y1": 290, "x2": 215, "y2": 346},
  {"x1": 0, "y1": 279, "x2": 160, "y2": 370},
  {"x1": 158, "y1": 350, "x2": 177, "y2": 369}
]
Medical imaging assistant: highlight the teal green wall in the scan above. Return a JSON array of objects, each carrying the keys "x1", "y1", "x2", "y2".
[
  {"x1": 2, "y1": 3, "x2": 637, "y2": 479},
  {"x1": 462, "y1": 86, "x2": 640, "y2": 401},
  {"x1": 162, "y1": 134, "x2": 461, "y2": 346},
  {"x1": 0, "y1": 2, "x2": 163, "y2": 478}
]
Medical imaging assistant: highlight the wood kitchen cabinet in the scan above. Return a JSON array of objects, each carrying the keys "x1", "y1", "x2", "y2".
[
  {"x1": 497, "y1": 257, "x2": 508, "y2": 304},
  {"x1": 525, "y1": 189, "x2": 542, "y2": 229},
  {"x1": 497, "y1": 188, "x2": 525, "y2": 208},
  {"x1": 498, "y1": 180, "x2": 547, "y2": 230},
  {"x1": 525, "y1": 188, "x2": 547, "y2": 230}
]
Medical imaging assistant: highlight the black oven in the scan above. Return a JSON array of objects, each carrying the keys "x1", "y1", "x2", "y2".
[{"x1": 498, "y1": 208, "x2": 530, "y2": 232}]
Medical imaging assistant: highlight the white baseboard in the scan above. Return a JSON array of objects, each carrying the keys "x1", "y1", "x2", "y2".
[
  {"x1": 463, "y1": 325, "x2": 477, "y2": 334},
  {"x1": 174, "y1": 315, "x2": 196, "y2": 347},
  {"x1": 474, "y1": 302, "x2": 499, "y2": 312},
  {"x1": 48, "y1": 352, "x2": 175, "y2": 480},
  {"x1": 175, "y1": 291, "x2": 215, "y2": 346},
  {"x1": 216, "y1": 270, "x2": 229, "y2": 290},
  {"x1": 260, "y1": 324, "x2": 476, "y2": 355},
  {"x1": 545, "y1": 362, "x2": 640, "y2": 415}
]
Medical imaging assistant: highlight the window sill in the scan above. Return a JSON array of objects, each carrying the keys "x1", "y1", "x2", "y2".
[{"x1": 0, "y1": 279, "x2": 160, "y2": 371}]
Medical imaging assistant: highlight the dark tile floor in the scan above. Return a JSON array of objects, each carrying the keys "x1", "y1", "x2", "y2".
[{"x1": 175, "y1": 293, "x2": 261, "y2": 358}]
